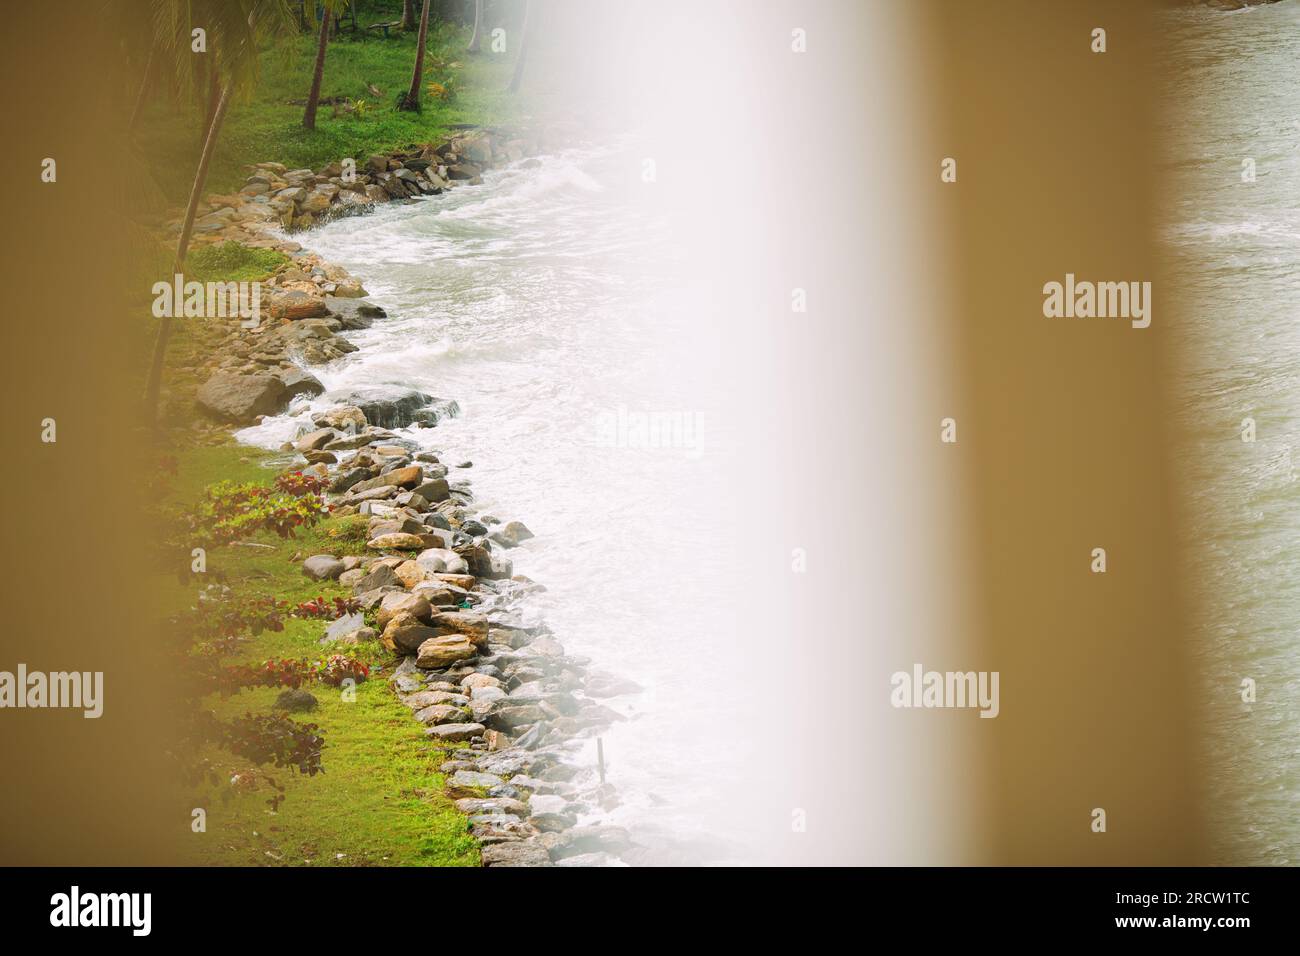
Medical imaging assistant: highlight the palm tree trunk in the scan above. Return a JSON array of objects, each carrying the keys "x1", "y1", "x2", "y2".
[
  {"x1": 399, "y1": 0, "x2": 431, "y2": 110},
  {"x1": 143, "y1": 84, "x2": 233, "y2": 428},
  {"x1": 201, "y1": 64, "x2": 221, "y2": 147},
  {"x1": 303, "y1": 3, "x2": 330, "y2": 129},
  {"x1": 127, "y1": 43, "x2": 156, "y2": 135},
  {"x1": 401, "y1": 0, "x2": 416, "y2": 31},
  {"x1": 507, "y1": 0, "x2": 530, "y2": 93},
  {"x1": 467, "y1": 0, "x2": 482, "y2": 52}
]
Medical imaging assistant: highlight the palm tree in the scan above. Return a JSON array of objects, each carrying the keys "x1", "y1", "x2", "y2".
[
  {"x1": 507, "y1": 0, "x2": 530, "y2": 93},
  {"x1": 302, "y1": 2, "x2": 332, "y2": 130},
  {"x1": 467, "y1": 0, "x2": 483, "y2": 52},
  {"x1": 397, "y1": 0, "x2": 432, "y2": 111},
  {"x1": 132, "y1": 0, "x2": 299, "y2": 426}
]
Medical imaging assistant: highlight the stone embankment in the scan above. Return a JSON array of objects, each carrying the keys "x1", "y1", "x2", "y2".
[{"x1": 180, "y1": 126, "x2": 638, "y2": 866}]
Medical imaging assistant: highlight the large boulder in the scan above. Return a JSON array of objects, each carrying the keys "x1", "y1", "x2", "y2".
[
  {"x1": 195, "y1": 371, "x2": 288, "y2": 425},
  {"x1": 275, "y1": 368, "x2": 325, "y2": 401},
  {"x1": 376, "y1": 592, "x2": 432, "y2": 630},
  {"x1": 382, "y1": 613, "x2": 438, "y2": 655},
  {"x1": 416, "y1": 634, "x2": 478, "y2": 669}
]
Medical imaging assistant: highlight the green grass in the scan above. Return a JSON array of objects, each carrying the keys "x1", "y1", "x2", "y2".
[
  {"x1": 139, "y1": 15, "x2": 516, "y2": 204},
  {"x1": 160, "y1": 444, "x2": 479, "y2": 867},
  {"x1": 187, "y1": 241, "x2": 291, "y2": 283}
]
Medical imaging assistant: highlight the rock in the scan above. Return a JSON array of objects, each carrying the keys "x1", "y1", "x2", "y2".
[
  {"x1": 450, "y1": 770, "x2": 505, "y2": 789},
  {"x1": 366, "y1": 532, "x2": 426, "y2": 551},
  {"x1": 403, "y1": 689, "x2": 469, "y2": 709},
  {"x1": 416, "y1": 548, "x2": 469, "y2": 575},
  {"x1": 555, "y1": 852, "x2": 620, "y2": 867},
  {"x1": 338, "y1": 568, "x2": 367, "y2": 588},
  {"x1": 379, "y1": 465, "x2": 424, "y2": 489},
  {"x1": 273, "y1": 688, "x2": 318, "y2": 712},
  {"x1": 584, "y1": 672, "x2": 643, "y2": 698},
  {"x1": 425, "y1": 721, "x2": 484, "y2": 743},
  {"x1": 458, "y1": 545, "x2": 513, "y2": 580},
  {"x1": 431, "y1": 611, "x2": 489, "y2": 646},
  {"x1": 461, "y1": 673, "x2": 503, "y2": 691},
  {"x1": 415, "y1": 634, "x2": 478, "y2": 668},
  {"x1": 326, "y1": 625, "x2": 377, "y2": 646},
  {"x1": 268, "y1": 290, "x2": 331, "y2": 320},
  {"x1": 481, "y1": 841, "x2": 552, "y2": 867},
  {"x1": 195, "y1": 371, "x2": 288, "y2": 425},
  {"x1": 455, "y1": 797, "x2": 528, "y2": 817},
  {"x1": 275, "y1": 368, "x2": 326, "y2": 400},
  {"x1": 549, "y1": 826, "x2": 633, "y2": 860},
  {"x1": 347, "y1": 390, "x2": 434, "y2": 429},
  {"x1": 411, "y1": 478, "x2": 449, "y2": 503},
  {"x1": 302, "y1": 554, "x2": 344, "y2": 581},
  {"x1": 353, "y1": 563, "x2": 400, "y2": 593},
  {"x1": 376, "y1": 592, "x2": 433, "y2": 629},
  {"x1": 294, "y1": 428, "x2": 336, "y2": 452},
  {"x1": 382, "y1": 614, "x2": 438, "y2": 655},
  {"x1": 491, "y1": 520, "x2": 534, "y2": 548},
  {"x1": 323, "y1": 611, "x2": 366, "y2": 642},
  {"x1": 413, "y1": 704, "x2": 468, "y2": 724},
  {"x1": 393, "y1": 560, "x2": 428, "y2": 589},
  {"x1": 324, "y1": 296, "x2": 386, "y2": 329},
  {"x1": 315, "y1": 405, "x2": 368, "y2": 431}
]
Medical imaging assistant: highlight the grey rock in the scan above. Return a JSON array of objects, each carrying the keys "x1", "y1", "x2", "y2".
[
  {"x1": 302, "y1": 554, "x2": 344, "y2": 581},
  {"x1": 196, "y1": 371, "x2": 288, "y2": 425}
]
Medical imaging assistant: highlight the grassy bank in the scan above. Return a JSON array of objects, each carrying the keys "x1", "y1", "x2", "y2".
[
  {"x1": 161, "y1": 445, "x2": 479, "y2": 867},
  {"x1": 138, "y1": 13, "x2": 515, "y2": 204}
]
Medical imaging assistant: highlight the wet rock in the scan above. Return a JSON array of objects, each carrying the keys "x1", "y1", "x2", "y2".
[
  {"x1": 584, "y1": 672, "x2": 643, "y2": 698},
  {"x1": 490, "y1": 520, "x2": 534, "y2": 548},
  {"x1": 347, "y1": 390, "x2": 434, "y2": 429},
  {"x1": 276, "y1": 368, "x2": 326, "y2": 400},
  {"x1": 457, "y1": 545, "x2": 513, "y2": 580},
  {"x1": 548, "y1": 825, "x2": 633, "y2": 861},
  {"x1": 315, "y1": 405, "x2": 368, "y2": 431}
]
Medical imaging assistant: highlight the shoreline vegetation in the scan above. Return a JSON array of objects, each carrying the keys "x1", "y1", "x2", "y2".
[{"x1": 137, "y1": 2, "x2": 634, "y2": 866}]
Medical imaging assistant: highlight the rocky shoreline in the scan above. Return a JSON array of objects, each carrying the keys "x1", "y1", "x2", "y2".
[{"x1": 179, "y1": 128, "x2": 637, "y2": 867}]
